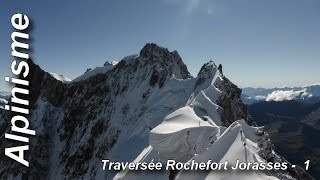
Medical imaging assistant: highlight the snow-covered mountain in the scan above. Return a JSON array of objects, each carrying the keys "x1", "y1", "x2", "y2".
[
  {"x1": 247, "y1": 100, "x2": 320, "y2": 179},
  {"x1": 0, "y1": 91, "x2": 9, "y2": 107},
  {"x1": 0, "y1": 43, "x2": 313, "y2": 180},
  {"x1": 0, "y1": 91, "x2": 9, "y2": 99},
  {"x1": 242, "y1": 86, "x2": 320, "y2": 104},
  {"x1": 49, "y1": 73, "x2": 72, "y2": 83},
  {"x1": 72, "y1": 60, "x2": 120, "y2": 82}
]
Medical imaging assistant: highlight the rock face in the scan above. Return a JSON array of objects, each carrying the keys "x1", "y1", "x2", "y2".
[{"x1": 0, "y1": 43, "x2": 314, "y2": 180}]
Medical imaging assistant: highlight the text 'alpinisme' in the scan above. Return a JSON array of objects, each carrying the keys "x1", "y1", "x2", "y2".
[{"x1": 3, "y1": 13, "x2": 35, "y2": 167}]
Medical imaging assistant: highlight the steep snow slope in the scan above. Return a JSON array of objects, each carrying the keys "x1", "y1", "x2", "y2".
[
  {"x1": 175, "y1": 120, "x2": 277, "y2": 180},
  {"x1": 72, "y1": 55, "x2": 138, "y2": 83},
  {"x1": 72, "y1": 61, "x2": 117, "y2": 82},
  {"x1": 114, "y1": 60, "x2": 299, "y2": 180},
  {"x1": 0, "y1": 43, "x2": 313, "y2": 180},
  {"x1": 49, "y1": 72, "x2": 72, "y2": 83},
  {"x1": 149, "y1": 106, "x2": 220, "y2": 162}
]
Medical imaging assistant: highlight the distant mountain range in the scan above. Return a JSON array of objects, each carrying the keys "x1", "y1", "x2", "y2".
[
  {"x1": 242, "y1": 85, "x2": 320, "y2": 105},
  {"x1": 242, "y1": 85, "x2": 320, "y2": 179},
  {"x1": 247, "y1": 100, "x2": 320, "y2": 179}
]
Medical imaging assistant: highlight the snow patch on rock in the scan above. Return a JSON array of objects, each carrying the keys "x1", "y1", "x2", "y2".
[{"x1": 49, "y1": 73, "x2": 72, "y2": 83}]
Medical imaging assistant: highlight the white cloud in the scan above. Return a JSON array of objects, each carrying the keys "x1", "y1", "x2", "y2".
[
  {"x1": 254, "y1": 95, "x2": 266, "y2": 100},
  {"x1": 265, "y1": 88, "x2": 312, "y2": 101}
]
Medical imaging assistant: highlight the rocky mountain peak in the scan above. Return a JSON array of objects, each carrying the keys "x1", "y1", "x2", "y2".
[
  {"x1": 103, "y1": 61, "x2": 113, "y2": 67},
  {"x1": 194, "y1": 60, "x2": 220, "y2": 89},
  {"x1": 197, "y1": 60, "x2": 217, "y2": 76},
  {"x1": 139, "y1": 43, "x2": 170, "y2": 58},
  {"x1": 138, "y1": 43, "x2": 191, "y2": 79}
]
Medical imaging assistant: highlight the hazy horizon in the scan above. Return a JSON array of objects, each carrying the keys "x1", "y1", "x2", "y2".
[{"x1": 1, "y1": 0, "x2": 319, "y2": 91}]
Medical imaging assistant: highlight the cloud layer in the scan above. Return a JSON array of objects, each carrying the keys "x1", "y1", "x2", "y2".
[{"x1": 265, "y1": 88, "x2": 312, "y2": 101}]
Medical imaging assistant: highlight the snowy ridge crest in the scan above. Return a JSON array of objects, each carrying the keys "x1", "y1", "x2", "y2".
[{"x1": 114, "y1": 58, "x2": 301, "y2": 179}]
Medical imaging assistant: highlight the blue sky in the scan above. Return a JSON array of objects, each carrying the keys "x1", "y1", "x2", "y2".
[{"x1": 1, "y1": 0, "x2": 319, "y2": 91}]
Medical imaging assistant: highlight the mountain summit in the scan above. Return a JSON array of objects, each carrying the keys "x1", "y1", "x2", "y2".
[{"x1": 0, "y1": 43, "x2": 313, "y2": 180}]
